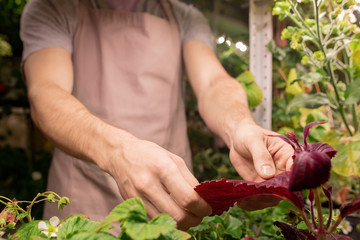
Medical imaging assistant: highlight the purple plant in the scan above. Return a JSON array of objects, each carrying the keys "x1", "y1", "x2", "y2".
[
  {"x1": 195, "y1": 122, "x2": 360, "y2": 240},
  {"x1": 269, "y1": 121, "x2": 337, "y2": 191}
]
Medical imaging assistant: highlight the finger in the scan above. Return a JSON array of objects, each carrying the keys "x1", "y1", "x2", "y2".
[
  {"x1": 270, "y1": 138, "x2": 294, "y2": 172},
  {"x1": 229, "y1": 151, "x2": 263, "y2": 182},
  {"x1": 118, "y1": 182, "x2": 162, "y2": 220},
  {"x1": 141, "y1": 197, "x2": 161, "y2": 220},
  {"x1": 160, "y1": 162, "x2": 212, "y2": 217},
  {"x1": 143, "y1": 184, "x2": 204, "y2": 230},
  {"x1": 286, "y1": 157, "x2": 294, "y2": 171},
  {"x1": 170, "y1": 153, "x2": 199, "y2": 187},
  {"x1": 248, "y1": 142, "x2": 276, "y2": 179}
]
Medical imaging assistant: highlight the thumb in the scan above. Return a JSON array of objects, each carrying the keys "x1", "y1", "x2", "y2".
[{"x1": 249, "y1": 144, "x2": 276, "y2": 179}]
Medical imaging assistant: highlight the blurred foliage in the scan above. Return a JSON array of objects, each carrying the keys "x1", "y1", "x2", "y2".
[
  {"x1": 189, "y1": 200, "x2": 297, "y2": 239},
  {"x1": 0, "y1": 0, "x2": 51, "y2": 220},
  {"x1": 0, "y1": 0, "x2": 28, "y2": 108},
  {"x1": 270, "y1": 0, "x2": 360, "y2": 218},
  {"x1": 186, "y1": 0, "x2": 251, "y2": 182}
]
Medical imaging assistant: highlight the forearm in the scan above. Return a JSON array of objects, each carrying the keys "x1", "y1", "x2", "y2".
[
  {"x1": 27, "y1": 81, "x2": 133, "y2": 171},
  {"x1": 183, "y1": 41, "x2": 256, "y2": 147},
  {"x1": 197, "y1": 76, "x2": 256, "y2": 147}
]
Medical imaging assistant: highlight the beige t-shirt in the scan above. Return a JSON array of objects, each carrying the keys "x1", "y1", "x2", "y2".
[{"x1": 20, "y1": 0, "x2": 215, "y2": 62}]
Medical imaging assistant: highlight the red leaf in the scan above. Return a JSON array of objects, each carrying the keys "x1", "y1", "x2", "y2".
[
  {"x1": 340, "y1": 196, "x2": 360, "y2": 218},
  {"x1": 274, "y1": 221, "x2": 316, "y2": 240},
  {"x1": 306, "y1": 142, "x2": 337, "y2": 158},
  {"x1": 289, "y1": 151, "x2": 332, "y2": 191},
  {"x1": 303, "y1": 121, "x2": 326, "y2": 149},
  {"x1": 274, "y1": 221, "x2": 353, "y2": 240},
  {"x1": 194, "y1": 172, "x2": 304, "y2": 215}
]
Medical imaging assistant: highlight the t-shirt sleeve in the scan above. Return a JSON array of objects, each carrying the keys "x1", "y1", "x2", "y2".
[
  {"x1": 171, "y1": 0, "x2": 215, "y2": 51},
  {"x1": 20, "y1": 0, "x2": 77, "y2": 62}
]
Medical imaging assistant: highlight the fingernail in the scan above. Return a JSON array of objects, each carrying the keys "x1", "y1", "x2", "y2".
[{"x1": 262, "y1": 165, "x2": 275, "y2": 176}]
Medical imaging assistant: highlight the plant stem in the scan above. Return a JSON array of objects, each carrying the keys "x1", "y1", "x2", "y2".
[
  {"x1": 222, "y1": 208, "x2": 231, "y2": 221},
  {"x1": 314, "y1": 188, "x2": 324, "y2": 233},
  {"x1": 0, "y1": 199, "x2": 10, "y2": 207},
  {"x1": 299, "y1": 209, "x2": 316, "y2": 234},
  {"x1": 343, "y1": 47, "x2": 358, "y2": 133},
  {"x1": 324, "y1": 191, "x2": 333, "y2": 230},
  {"x1": 215, "y1": 226, "x2": 223, "y2": 240},
  {"x1": 328, "y1": 215, "x2": 343, "y2": 233},
  {"x1": 0, "y1": 196, "x2": 12, "y2": 202},
  {"x1": 312, "y1": 0, "x2": 353, "y2": 135},
  {"x1": 313, "y1": 0, "x2": 322, "y2": 44},
  {"x1": 287, "y1": 0, "x2": 320, "y2": 48},
  {"x1": 326, "y1": 61, "x2": 353, "y2": 136},
  {"x1": 310, "y1": 200, "x2": 317, "y2": 229}
]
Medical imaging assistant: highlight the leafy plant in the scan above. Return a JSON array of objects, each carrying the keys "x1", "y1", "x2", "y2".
[
  {"x1": 0, "y1": 194, "x2": 190, "y2": 240},
  {"x1": 0, "y1": 191, "x2": 70, "y2": 238},
  {"x1": 195, "y1": 122, "x2": 360, "y2": 239},
  {"x1": 271, "y1": 0, "x2": 360, "y2": 178},
  {"x1": 188, "y1": 200, "x2": 295, "y2": 239}
]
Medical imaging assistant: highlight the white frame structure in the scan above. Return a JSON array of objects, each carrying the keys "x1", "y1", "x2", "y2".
[{"x1": 249, "y1": 0, "x2": 273, "y2": 130}]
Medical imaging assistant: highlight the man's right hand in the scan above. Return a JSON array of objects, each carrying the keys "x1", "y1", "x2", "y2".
[{"x1": 105, "y1": 135, "x2": 212, "y2": 230}]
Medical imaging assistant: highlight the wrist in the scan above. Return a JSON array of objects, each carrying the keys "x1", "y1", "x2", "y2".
[
  {"x1": 224, "y1": 116, "x2": 257, "y2": 147},
  {"x1": 91, "y1": 124, "x2": 136, "y2": 175}
]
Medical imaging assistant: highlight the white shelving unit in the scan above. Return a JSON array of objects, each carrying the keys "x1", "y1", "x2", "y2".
[{"x1": 249, "y1": 0, "x2": 273, "y2": 130}]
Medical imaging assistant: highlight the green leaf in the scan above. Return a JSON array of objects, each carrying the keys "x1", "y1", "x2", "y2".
[
  {"x1": 67, "y1": 232, "x2": 118, "y2": 240},
  {"x1": 353, "y1": 50, "x2": 360, "y2": 70},
  {"x1": 236, "y1": 71, "x2": 263, "y2": 107},
  {"x1": 223, "y1": 215, "x2": 243, "y2": 239},
  {"x1": 96, "y1": 197, "x2": 147, "y2": 232},
  {"x1": 11, "y1": 220, "x2": 43, "y2": 239},
  {"x1": 31, "y1": 237, "x2": 47, "y2": 240},
  {"x1": 322, "y1": 131, "x2": 360, "y2": 177},
  {"x1": 0, "y1": 37, "x2": 12, "y2": 57},
  {"x1": 188, "y1": 221, "x2": 211, "y2": 232},
  {"x1": 344, "y1": 77, "x2": 360, "y2": 104},
  {"x1": 236, "y1": 71, "x2": 254, "y2": 84},
  {"x1": 16, "y1": 212, "x2": 29, "y2": 220},
  {"x1": 294, "y1": 72, "x2": 325, "y2": 85},
  {"x1": 150, "y1": 214, "x2": 176, "y2": 229},
  {"x1": 124, "y1": 214, "x2": 177, "y2": 240},
  {"x1": 164, "y1": 229, "x2": 191, "y2": 240},
  {"x1": 286, "y1": 93, "x2": 329, "y2": 112},
  {"x1": 349, "y1": 34, "x2": 360, "y2": 51},
  {"x1": 123, "y1": 223, "x2": 162, "y2": 240},
  {"x1": 58, "y1": 216, "x2": 99, "y2": 240},
  {"x1": 286, "y1": 68, "x2": 304, "y2": 95},
  {"x1": 267, "y1": 40, "x2": 286, "y2": 60},
  {"x1": 245, "y1": 81, "x2": 263, "y2": 107},
  {"x1": 58, "y1": 197, "x2": 70, "y2": 210}
]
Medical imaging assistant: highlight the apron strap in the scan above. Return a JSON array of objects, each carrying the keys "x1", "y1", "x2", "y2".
[{"x1": 159, "y1": 0, "x2": 176, "y2": 25}]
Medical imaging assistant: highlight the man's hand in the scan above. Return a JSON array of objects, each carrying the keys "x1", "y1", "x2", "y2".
[
  {"x1": 106, "y1": 136, "x2": 212, "y2": 230},
  {"x1": 183, "y1": 41, "x2": 293, "y2": 182},
  {"x1": 229, "y1": 122, "x2": 293, "y2": 182},
  {"x1": 226, "y1": 122, "x2": 294, "y2": 210}
]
